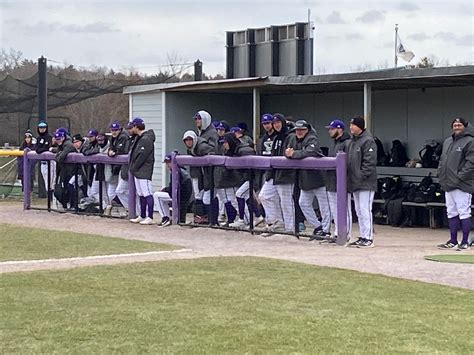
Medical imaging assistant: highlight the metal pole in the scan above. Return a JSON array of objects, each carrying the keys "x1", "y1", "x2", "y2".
[
  {"x1": 394, "y1": 24, "x2": 398, "y2": 68},
  {"x1": 335, "y1": 152, "x2": 348, "y2": 245},
  {"x1": 23, "y1": 150, "x2": 31, "y2": 210},
  {"x1": 38, "y1": 56, "x2": 47, "y2": 122},
  {"x1": 171, "y1": 152, "x2": 180, "y2": 225},
  {"x1": 364, "y1": 82, "x2": 372, "y2": 132},
  {"x1": 194, "y1": 60, "x2": 203, "y2": 81},
  {"x1": 253, "y1": 87, "x2": 260, "y2": 143}
]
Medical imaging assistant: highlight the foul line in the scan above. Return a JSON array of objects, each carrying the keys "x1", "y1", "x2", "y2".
[{"x1": 0, "y1": 249, "x2": 194, "y2": 266}]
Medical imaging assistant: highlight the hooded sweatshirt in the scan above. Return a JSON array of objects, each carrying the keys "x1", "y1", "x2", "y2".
[
  {"x1": 196, "y1": 110, "x2": 219, "y2": 153},
  {"x1": 55, "y1": 137, "x2": 76, "y2": 184},
  {"x1": 129, "y1": 129, "x2": 156, "y2": 180},
  {"x1": 285, "y1": 126, "x2": 326, "y2": 191},
  {"x1": 183, "y1": 130, "x2": 214, "y2": 191},
  {"x1": 438, "y1": 123, "x2": 474, "y2": 194},
  {"x1": 36, "y1": 124, "x2": 53, "y2": 154},
  {"x1": 271, "y1": 116, "x2": 295, "y2": 185}
]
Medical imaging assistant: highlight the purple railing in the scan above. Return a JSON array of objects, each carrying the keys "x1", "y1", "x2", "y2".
[
  {"x1": 22, "y1": 151, "x2": 136, "y2": 218},
  {"x1": 171, "y1": 152, "x2": 348, "y2": 245}
]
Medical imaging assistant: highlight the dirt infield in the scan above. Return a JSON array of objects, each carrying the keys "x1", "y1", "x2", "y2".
[{"x1": 1, "y1": 202, "x2": 473, "y2": 290}]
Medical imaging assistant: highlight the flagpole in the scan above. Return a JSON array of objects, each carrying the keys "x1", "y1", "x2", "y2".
[{"x1": 394, "y1": 24, "x2": 398, "y2": 67}]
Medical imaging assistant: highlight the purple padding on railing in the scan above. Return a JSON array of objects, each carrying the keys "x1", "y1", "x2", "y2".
[
  {"x1": 175, "y1": 155, "x2": 226, "y2": 166},
  {"x1": 27, "y1": 152, "x2": 128, "y2": 164},
  {"x1": 270, "y1": 156, "x2": 337, "y2": 169},
  {"x1": 225, "y1": 156, "x2": 272, "y2": 169}
]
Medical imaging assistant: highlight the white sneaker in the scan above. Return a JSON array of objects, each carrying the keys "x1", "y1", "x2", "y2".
[
  {"x1": 269, "y1": 221, "x2": 285, "y2": 233},
  {"x1": 229, "y1": 218, "x2": 247, "y2": 228},
  {"x1": 254, "y1": 216, "x2": 265, "y2": 226},
  {"x1": 218, "y1": 214, "x2": 227, "y2": 224},
  {"x1": 130, "y1": 216, "x2": 144, "y2": 223},
  {"x1": 139, "y1": 217, "x2": 155, "y2": 225},
  {"x1": 104, "y1": 204, "x2": 112, "y2": 216}
]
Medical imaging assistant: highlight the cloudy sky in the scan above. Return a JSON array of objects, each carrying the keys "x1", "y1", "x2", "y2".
[{"x1": 1, "y1": 0, "x2": 473, "y2": 76}]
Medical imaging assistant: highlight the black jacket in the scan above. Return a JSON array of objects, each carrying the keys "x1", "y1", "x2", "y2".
[
  {"x1": 163, "y1": 167, "x2": 193, "y2": 202},
  {"x1": 326, "y1": 132, "x2": 351, "y2": 192},
  {"x1": 187, "y1": 133, "x2": 214, "y2": 191},
  {"x1": 109, "y1": 129, "x2": 130, "y2": 179},
  {"x1": 55, "y1": 138, "x2": 76, "y2": 184},
  {"x1": 438, "y1": 124, "x2": 474, "y2": 194},
  {"x1": 347, "y1": 129, "x2": 377, "y2": 192},
  {"x1": 272, "y1": 123, "x2": 295, "y2": 185},
  {"x1": 36, "y1": 128, "x2": 52, "y2": 154},
  {"x1": 285, "y1": 128, "x2": 325, "y2": 191},
  {"x1": 129, "y1": 130, "x2": 155, "y2": 180}
]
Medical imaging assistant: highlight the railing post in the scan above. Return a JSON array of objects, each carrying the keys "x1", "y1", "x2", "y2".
[
  {"x1": 23, "y1": 149, "x2": 31, "y2": 210},
  {"x1": 335, "y1": 152, "x2": 348, "y2": 245},
  {"x1": 171, "y1": 152, "x2": 180, "y2": 225}
]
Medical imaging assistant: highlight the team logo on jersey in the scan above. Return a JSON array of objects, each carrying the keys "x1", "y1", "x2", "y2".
[
  {"x1": 456, "y1": 146, "x2": 462, "y2": 152},
  {"x1": 368, "y1": 148, "x2": 374, "y2": 152}
]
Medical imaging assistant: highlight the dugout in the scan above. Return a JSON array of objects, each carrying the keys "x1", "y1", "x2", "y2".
[{"x1": 123, "y1": 65, "x2": 474, "y2": 189}]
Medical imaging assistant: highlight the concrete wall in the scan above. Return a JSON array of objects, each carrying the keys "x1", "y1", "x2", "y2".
[
  {"x1": 130, "y1": 92, "x2": 164, "y2": 190},
  {"x1": 262, "y1": 86, "x2": 474, "y2": 158}
]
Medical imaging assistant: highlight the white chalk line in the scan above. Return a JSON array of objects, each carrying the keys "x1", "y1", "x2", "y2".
[{"x1": 0, "y1": 249, "x2": 194, "y2": 266}]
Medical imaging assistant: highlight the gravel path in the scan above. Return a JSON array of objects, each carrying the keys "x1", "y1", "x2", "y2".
[{"x1": 1, "y1": 203, "x2": 473, "y2": 290}]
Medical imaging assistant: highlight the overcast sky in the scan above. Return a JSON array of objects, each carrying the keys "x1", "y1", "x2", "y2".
[{"x1": 1, "y1": 0, "x2": 473, "y2": 76}]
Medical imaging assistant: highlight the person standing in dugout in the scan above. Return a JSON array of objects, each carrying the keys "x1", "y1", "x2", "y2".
[
  {"x1": 325, "y1": 119, "x2": 352, "y2": 242},
  {"x1": 35, "y1": 121, "x2": 55, "y2": 197},
  {"x1": 437, "y1": 117, "x2": 474, "y2": 250},
  {"x1": 346, "y1": 116, "x2": 377, "y2": 248},
  {"x1": 128, "y1": 117, "x2": 156, "y2": 225},
  {"x1": 284, "y1": 120, "x2": 331, "y2": 239}
]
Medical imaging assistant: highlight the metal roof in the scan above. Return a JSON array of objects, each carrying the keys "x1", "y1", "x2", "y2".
[{"x1": 123, "y1": 65, "x2": 474, "y2": 95}]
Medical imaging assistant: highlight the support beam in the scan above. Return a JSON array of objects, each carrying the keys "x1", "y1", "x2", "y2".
[
  {"x1": 364, "y1": 82, "x2": 372, "y2": 132},
  {"x1": 38, "y1": 56, "x2": 47, "y2": 122},
  {"x1": 252, "y1": 88, "x2": 260, "y2": 142}
]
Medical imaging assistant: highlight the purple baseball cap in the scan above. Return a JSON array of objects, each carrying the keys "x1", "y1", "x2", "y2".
[
  {"x1": 126, "y1": 121, "x2": 134, "y2": 129},
  {"x1": 325, "y1": 119, "x2": 345, "y2": 130},
  {"x1": 110, "y1": 121, "x2": 121, "y2": 130},
  {"x1": 261, "y1": 113, "x2": 273, "y2": 123},
  {"x1": 87, "y1": 129, "x2": 98, "y2": 137},
  {"x1": 131, "y1": 117, "x2": 144, "y2": 126},
  {"x1": 54, "y1": 131, "x2": 66, "y2": 140},
  {"x1": 230, "y1": 126, "x2": 242, "y2": 133}
]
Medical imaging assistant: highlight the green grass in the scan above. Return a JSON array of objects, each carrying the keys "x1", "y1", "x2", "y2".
[
  {"x1": 1, "y1": 257, "x2": 473, "y2": 353},
  {"x1": 425, "y1": 254, "x2": 474, "y2": 264},
  {"x1": 0, "y1": 224, "x2": 177, "y2": 261}
]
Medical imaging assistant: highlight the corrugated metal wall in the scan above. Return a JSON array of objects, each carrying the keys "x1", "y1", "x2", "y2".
[{"x1": 130, "y1": 92, "x2": 163, "y2": 189}]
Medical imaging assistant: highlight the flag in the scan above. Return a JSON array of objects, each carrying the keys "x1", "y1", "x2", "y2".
[{"x1": 396, "y1": 34, "x2": 415, "y2": 62}]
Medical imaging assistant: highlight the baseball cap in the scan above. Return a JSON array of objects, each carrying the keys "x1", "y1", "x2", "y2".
[
  {"x1": 87, "y1": 129, "x2": 98, "y2": 137},
  {"x1": 452, "y1": 117, "x2": 467, "y2": 127},
  {"x1": 126, "y1": 121, "x2": 134, "y2": 129},
  {"x1": 72, "y1": 134, "x2": 83, "y2": 143},
  {"x1": 325, "y1": 119, "x2": 345, "y2": 130},
  {"x1": 163, "y1": 154, "x2": 172, "y2": 163},
  {"x1": 294, "y1": 120, "x2": 310, "y2": 129},
  {"x1": 230, "y1": 126, "x2": 242, "y2": 133},
  {"x1": 193, "y1": 112, "x2": 202, "y2": 120},
  {"x1": 131, "y1": 117, "x2": 144, "y2": 126},
  {"x1": 272, "y1": 113, "x2": 285, "y2": 122},
  {"x1": 54, "y1": 131, "x2": 66, "y2": 140},
  {"x1": 212, "y1": 121, "x2": 220, "y2": 128},
  {"x1": 350, "y1": 116, "x2": 365, "y2": 130},
  {"x1": 261, "y1": 113, "x2": 273, "y2": 123},
  {"x1": 109, "y1": 121, "x2": 121, "y2": 130},
  {"x1": 37, "y1": 121, "x2": 48, "y2": 128}
]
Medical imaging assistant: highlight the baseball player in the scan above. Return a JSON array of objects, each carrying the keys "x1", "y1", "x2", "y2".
[
  {"x1": 437, "y1": 117, "x2": 473, "y2": 250},
  {"x1": 154, "y1": 154, "x2": 193, "y2": 226},
  {"x1": 182, "y1": 130, "x2": 214, "y2": 224},
  {"x1": 129, "y1": 117, "x2": 156, "y2": 225},
  {"x1": 325, "y1": 119, "x2": 352, "y2": 242},
  {"x1": 284, "y1": 120, "x2": 331, "y2": 238},
  {"x1": 35, "y1": 121, "x2": 55, "y2": 197},
  {"x1": 346, "y1": 116, "x2": 377, "y2": 248}
]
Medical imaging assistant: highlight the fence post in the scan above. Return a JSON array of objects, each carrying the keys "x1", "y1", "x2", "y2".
[
  {"x1": 23, "y1": 150, "x2": 31, "y2": 210},
  {"x1": 128, "y1": 169, "x2": 137, "y2": 219},
  {"x1": 335, "y1": 152, "x2": 348, "y2": 245},
  {"x1": 171, "y1": 152, "x2": 180, "y2": 225}
]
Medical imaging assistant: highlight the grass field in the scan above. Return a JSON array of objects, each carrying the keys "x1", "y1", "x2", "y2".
[
  {"x1": 425, "y1": 254, "x2": 474, "y2": 264},
  {"x1": 0, "y1": 223, "x2": 177, "y2": 261},
  {"x1": 1, "y1": 257, "x2": 473, "y2": 353}
]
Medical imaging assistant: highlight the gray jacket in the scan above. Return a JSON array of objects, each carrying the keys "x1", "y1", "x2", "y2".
[
  {"x1": 347, "y1": 129, "x2": 377, "y2": 192},
  {"x1": 285, "y1": 128, "x2": 326, "y2": 191},
  {"x1": 129, "y1": 130, "x2": 155, "y2": 180},
  {"x1": 326, "y1": 132, "x2": 351, "y2": 192},
  {"x1": 438, "y1": 123, "x2": 474, "y2": 194}
]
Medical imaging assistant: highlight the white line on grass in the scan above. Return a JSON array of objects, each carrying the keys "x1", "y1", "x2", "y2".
[{"x1": 0, "y1": 249, "x2": 194, "y2": 265}]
